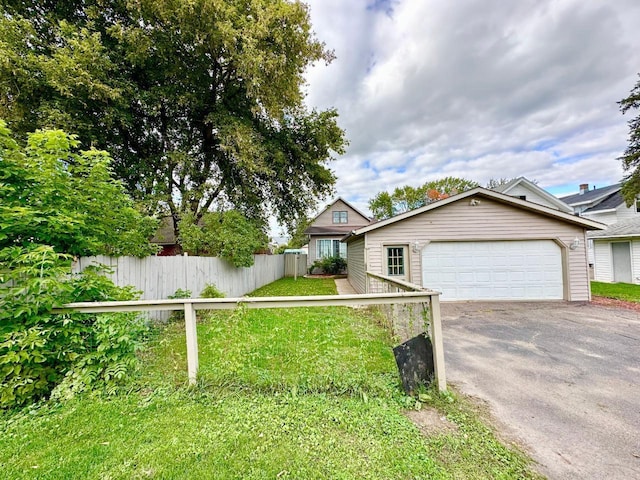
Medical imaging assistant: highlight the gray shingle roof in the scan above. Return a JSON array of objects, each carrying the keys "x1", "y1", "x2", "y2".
[
  {"x1": 582, "y1": 191, "x2": 625, "y2": 213},
  {"x1": 559, "y1": 184, "x2": 620, "y2": 205},
  {"x1": 588, "y1": 217, "x2": 640, "y2": 238}
]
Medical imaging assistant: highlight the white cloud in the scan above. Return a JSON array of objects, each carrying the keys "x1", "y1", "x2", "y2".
[{"x1": 295, "y1": 0, "x2": 640, "y2": 223}]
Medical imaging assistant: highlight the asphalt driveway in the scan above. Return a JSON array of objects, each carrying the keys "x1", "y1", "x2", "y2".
[{"x1": 441, "y1": 301, "x2": 640, "y2": 480}]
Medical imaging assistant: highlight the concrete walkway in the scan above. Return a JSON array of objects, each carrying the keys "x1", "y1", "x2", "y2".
[{"x1": 334, "y1": 278, "x2": 357, "y2": 295}]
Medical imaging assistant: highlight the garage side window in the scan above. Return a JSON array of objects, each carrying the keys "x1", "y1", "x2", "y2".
[{"x1": 387, "y1": 247, "x2": 405, "y2": 276}]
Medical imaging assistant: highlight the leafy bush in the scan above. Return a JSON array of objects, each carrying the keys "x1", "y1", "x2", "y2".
[
  {"x1": 200, "y1": 283, "x2": 225, "y2": 298},
  {"x1": 178, "y1": 210, "x2": 268, "y2": 267},
  {"x1": 0, "y1": 246, "x2": 147, "y2": 408},
  {"x1": 168, "y1": 288, "x2": 192, "y2": 300},
  {"x1": 0, "y1": 120, "x2": 158, "y2": 257},
  {"x1": 166, "y1": 288, "x2": 192, "y2": 323},
  {"x1": 309, "y1": 256, "x2": 347, "y2": 275}
]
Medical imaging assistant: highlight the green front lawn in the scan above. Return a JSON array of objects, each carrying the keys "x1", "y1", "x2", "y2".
[
  {"x1": 591, "y1": 281, "x2": 640, "y2": 303},
  {"x1": 1, "y1": 277, "x2": 541, "y2": 479}
]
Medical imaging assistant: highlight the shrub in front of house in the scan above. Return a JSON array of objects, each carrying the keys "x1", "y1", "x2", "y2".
[{"x1": 309, "y1": 256, "x2": 347, "y2": 275}]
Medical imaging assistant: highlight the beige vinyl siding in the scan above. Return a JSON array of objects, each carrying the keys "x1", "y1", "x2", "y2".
[
  {"x1": 364, "y1": 196, "x2": 592, "y2": 301},
  {"x1": 347, "y1": 237, "x2": 366, "y2": 293},
  {"x1": 313, "y1": 199, "x2": 370, "y2": 226}
]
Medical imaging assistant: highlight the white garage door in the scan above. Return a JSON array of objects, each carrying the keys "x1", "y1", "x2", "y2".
[{"x1": 422, "y1": 240, "x2": 563, "y2": 300}]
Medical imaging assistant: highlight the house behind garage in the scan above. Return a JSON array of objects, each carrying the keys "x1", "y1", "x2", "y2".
[
  {"x1": 343, "y1": 187, "x2": 604, "y2": 301},
  {"x1": 304, "y1": 197, "x2": 373, "y2": 267}
]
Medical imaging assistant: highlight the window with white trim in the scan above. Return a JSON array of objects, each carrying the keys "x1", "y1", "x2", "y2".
[
  {"x1": 332, "y1": 211, "x2": 348, "y2": 223},
  {"x1": 386, "y1": 247, "x2": 405, "y2": 276},
  {"x1": 317, "y1": 239, "x2": 347, "y2": 259}
]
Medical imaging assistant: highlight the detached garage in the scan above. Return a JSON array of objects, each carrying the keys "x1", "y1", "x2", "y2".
[{"x1": 344, "y1": 188, "x2": 604, "y2": 301}]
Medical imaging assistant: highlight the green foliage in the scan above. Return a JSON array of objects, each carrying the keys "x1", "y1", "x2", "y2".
[
  {"x1": 619, "y1": 74, "x2": 640, "y2": 206},
  {"x1": 310, "y1": 255, "x2": 347, "y2": 275},
  {"x1": 0, "y1": 246, "x2": 147, "y2": 408},
  {"x1": 591, "y1": 281, "x2": 640, "y2": 303},
  {"x1": 0, "y1": 120, "x2": 158, "y2": 257},
  {"x1": 200, "y1": 284, "x2": 225, "y2": 299},
  {"x1": 167, "y1": 289, "x2": 192, "y2": 300},
  {"x1": 178, "y1": 210, "x2": 268, "y2": 267},
  {"x1": 485, "y1": 177, "x2": 515, "y2": 189},
  {"x1": 287, "y1": 216, "x2": 312, "y2": 249},
  {"x1": 368, "y1": 177, "x2": 479, "y2": 219},
  {"x1": 0, "y1": 1, "x2": 346, "y2": 234},
  {"x1": 0, "y1": 276, "x2": 540, "y2": 479}
]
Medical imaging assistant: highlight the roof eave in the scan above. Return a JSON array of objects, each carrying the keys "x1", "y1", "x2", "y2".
[{"x1": 351, "y1": 187, "x2": 606, "y2": 236}]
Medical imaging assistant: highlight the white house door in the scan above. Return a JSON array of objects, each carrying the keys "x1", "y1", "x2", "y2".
[
  {"x1": 421, "y1": 240, "x2": 563, "y2": 301},
  {"x1": 612, "y1": 242, "x2": 632, "y2": 283}
]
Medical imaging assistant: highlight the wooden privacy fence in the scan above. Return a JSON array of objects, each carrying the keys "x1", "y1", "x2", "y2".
[
  {"x1": 284, "y1": 253, "x2": 307, "y2": 278},
  {"x1": 54, "y1": 290, "x2": 446, "y2": 391},
  {"x1": 73, "y1": 255, "x2": 285, "y2": 320}
]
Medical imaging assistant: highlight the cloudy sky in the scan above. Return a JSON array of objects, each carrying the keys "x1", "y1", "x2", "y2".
[{"x1": 299, "y1": 0, "x2": 640, "y2": 218}]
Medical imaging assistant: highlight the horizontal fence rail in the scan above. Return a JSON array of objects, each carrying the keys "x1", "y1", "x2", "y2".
[
  {"x1": 366, "y1": 272, "x2": 446, "y2": 391},
  {"x1": 54, "y1": 291, "x2": 446, "y2": 391}
]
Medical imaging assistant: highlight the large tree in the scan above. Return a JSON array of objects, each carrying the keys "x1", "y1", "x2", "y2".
[
  {"x1": 368, "y1": 177, "x2": 479, "y2": 220},
  {"x1": 619, "y1": 74, "x2": 640, "y2": 206},
  {"x1": 0, "y1": 0, "x2": 346, "y2": 237}
]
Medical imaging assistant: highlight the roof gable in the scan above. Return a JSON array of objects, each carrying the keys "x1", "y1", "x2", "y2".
[
  {"x1": 307, "y1": 197, "x2": 371, "y2": 225},
  {"x1": 346, "y1": 187, "x2": 605, "y2": 239},
  {"x1": 495, "y1": 177, "x2": 572, "y2": 213}
]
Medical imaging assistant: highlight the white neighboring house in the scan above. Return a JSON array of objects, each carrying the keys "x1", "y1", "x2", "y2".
[
  {"x1": 588, "y1": 218, "x2": 640, "y2": 285},
  {"x1": 560, "y1": 183, "x2": 640, "y2": 283},
  {"x1": 494, "y1": 177, "x2": 574, "y2": 213}
]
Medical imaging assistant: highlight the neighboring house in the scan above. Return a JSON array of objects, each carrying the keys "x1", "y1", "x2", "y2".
[
  {"x1": 493, "y1": 177, "x2": 573, "y2": 213},
  {"x1": 589, "y1": 218, "x2": 640, "y2": 285},
  {"x1": 559, "y1": 183, "x2": 640, "y2": 224},
  {"x1": 342, "y1": 187, "x2": 604, "y2": 301},
  {"x1": 304, "y1": 197, "x2": 374, "y2": 267},
  {"x1": 560, "y1": 183, "x2": 640, "y2": 276},
  {"x1": 150, "y1": 216, "x2": 180, "y2": 256}
]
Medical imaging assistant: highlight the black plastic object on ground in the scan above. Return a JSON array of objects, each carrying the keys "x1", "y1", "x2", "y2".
[{"x1": 393, "y1": 333, "x2": 434, "y2": 395}]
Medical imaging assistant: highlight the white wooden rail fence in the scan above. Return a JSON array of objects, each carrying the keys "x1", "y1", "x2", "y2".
[
  {"x1": 53, "y1": 290, "x2": 446, "y2": 391},
  {"x1": 366, "y1": 272, "x2": 446, "y2": 390}
]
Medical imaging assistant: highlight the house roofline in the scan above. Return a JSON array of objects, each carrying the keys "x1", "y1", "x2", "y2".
[
  {"x1": 560, "y1": 186, "x2": 622, "y2": 206},
  {"x1": 497, "y1": 177, "x2": 573, "y2": 213},
  {"x1": 344, "y1": 187, "x2": 606, "y2": 240},
  {"x1": 308, "y1": 196, "x2": 372, "y2": 225},
  {"x1": 590, "y1": 233, "x2": 640, "y2": 239}
]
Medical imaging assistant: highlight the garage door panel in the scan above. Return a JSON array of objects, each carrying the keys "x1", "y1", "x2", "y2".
[{"x1": 422, "y1": 241, "x2": 563, "y2": 301}]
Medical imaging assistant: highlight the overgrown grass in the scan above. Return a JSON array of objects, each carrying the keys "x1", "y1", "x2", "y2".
[
  {"x1": 591, "y1": 281, "x2": 640, "y2": 303},
  {"x1": 0, "y1": 277, "x2": 542, "y2": 479}
]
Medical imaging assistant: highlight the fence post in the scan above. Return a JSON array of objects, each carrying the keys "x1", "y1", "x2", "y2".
[
  {"x1": 184, "y1": 301, "x2": 199, "y2": 385},
  {"x1": 429, "y1": 295, "x2": 447, "y2": 391}
]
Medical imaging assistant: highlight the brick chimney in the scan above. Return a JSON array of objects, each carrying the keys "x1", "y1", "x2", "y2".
[{"x1": 579, "y1": 183, "x2": 589, "y2": 194}]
